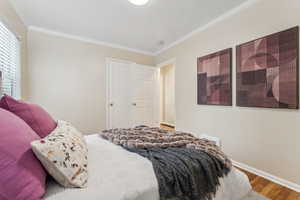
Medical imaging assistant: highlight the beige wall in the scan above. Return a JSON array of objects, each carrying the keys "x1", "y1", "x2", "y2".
[
  {"x1": 155, "y1": 0, "x2": 300, "y2": 185},
  {"x1": 27, "y1": 29, "x2": 154, "y2": 134},
  {"x1": 160, "y1": 64, "x2": 175, "y2": 125},
  {"x1": 0, "y1": 0, "x2": 27, "y2": 98}
]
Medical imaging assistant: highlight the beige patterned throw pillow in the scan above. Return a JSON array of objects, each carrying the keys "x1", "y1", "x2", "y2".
[{"x1": 31, "y1": 120, "x2": 88, "y2": 188}]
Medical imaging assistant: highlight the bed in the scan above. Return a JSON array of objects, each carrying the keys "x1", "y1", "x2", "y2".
[{"x1": 44, "y1": 134, "x2": 255, "y2": 200}]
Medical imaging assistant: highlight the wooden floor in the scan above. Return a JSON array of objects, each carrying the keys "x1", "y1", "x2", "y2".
[
  {"x1": 160, "y1": 124, "x2": 175, "y2": 131},
  {"x1": 238, "y1": 168, "x2": 300, "y2": 200},
  {"x1": 160, "y1": 125, "x2": 300, "y2": 200}
]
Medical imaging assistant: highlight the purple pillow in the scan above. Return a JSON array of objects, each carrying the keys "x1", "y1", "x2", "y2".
[
  {"x1": 0, "y1": 95, "x2": 57, "y2": 138},
  {"x1": 0, "y1": 108, "x2": 46, "y2": 200}
]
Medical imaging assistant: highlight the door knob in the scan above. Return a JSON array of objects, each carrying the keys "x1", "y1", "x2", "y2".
[
  {"x1": 132, "y1": 103, "x2": 137, "y2": 106},
  {"x1": 110, "y1": 103, "x2": 114, "y2": 107}
]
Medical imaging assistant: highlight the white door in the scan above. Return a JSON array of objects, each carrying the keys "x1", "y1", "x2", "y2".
[
  {"x1": 131, "y1": 64, "x2": 159, "y2": 127},
  {"x1": 108, "y1": 61, "x2": 159, "y2": 129},
  {"x1": 108, "y1": 61, "x2": 133, "y2": 129}
]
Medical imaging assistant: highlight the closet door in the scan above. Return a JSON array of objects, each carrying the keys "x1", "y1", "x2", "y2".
[
  {"x1": 131, "y1": 64, "x2": 159, "y2": 127},
  {"x1": 108, "y1": 61, "x2": 159, "y2": 129},
  {"x1": 108, "y1": 61, "x2": 133, "y2": 129}
]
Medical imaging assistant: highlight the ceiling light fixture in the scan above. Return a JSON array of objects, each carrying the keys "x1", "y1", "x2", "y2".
[{"x1": 128, "y1": 0, "x2": 149, "y2": 6}]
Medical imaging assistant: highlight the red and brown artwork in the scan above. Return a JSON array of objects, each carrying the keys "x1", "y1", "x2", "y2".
[
  {"x1": 197, "y1": 48, "x2": 232, "y2": 106},
  {"x1": 236, "y1": 27, "x2": 299, "y2": 109}
]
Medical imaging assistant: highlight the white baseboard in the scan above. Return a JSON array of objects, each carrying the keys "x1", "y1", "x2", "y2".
[{"x1": 232, "y1": 160, "x2": 300, "y2": 193}]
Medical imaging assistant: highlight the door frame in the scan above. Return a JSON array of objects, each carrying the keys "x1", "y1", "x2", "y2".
[
  {"x1": 105, "y1": 58, "x2": 135, "y2": 129},
  {"x1": 156, "y1": 58, "x2": 177, "y2": 127}
]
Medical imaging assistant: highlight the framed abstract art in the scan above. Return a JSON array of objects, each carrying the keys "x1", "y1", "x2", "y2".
[
  {"x1": 236, "y1": 27, "x2": 299, "y2": 109},
  {"x1": 197, "y1": 48, "x2": 232, "y2": 106}
]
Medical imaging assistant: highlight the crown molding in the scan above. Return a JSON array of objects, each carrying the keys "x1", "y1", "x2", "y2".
[
  {"x1": 26, "y1": 0, "x2": 259, "y2": 57},
  {"x1": 28, "y1": 26, "x2": 155, "y2": 56},
  {"x1": 154, "y1": 0, "x2": 259, "y2": 56}
]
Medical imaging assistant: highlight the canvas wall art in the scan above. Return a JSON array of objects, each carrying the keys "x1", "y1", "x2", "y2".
[
  {"x1": 236, "y1": 27, "x2": 299, "y2": 109},
  {"x1": 197, "y1": 48, "x2": 232, "y2": 106}
]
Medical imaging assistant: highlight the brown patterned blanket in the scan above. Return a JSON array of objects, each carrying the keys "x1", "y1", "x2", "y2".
[
  {"x1": 102, "y1": 126, "x2": 231, "y2": 168},
  {"x1": 101, "y1": 126, "x2": 232, "y2": 200}
]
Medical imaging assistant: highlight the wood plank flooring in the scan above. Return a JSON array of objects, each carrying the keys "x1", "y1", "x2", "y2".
[
  {"x1": 160, "y1": 124, "x2": 175, "y2": 131},
  {"x1": 238, "y1": 168, "x2": 300, "y2": 200},
  {"x1": 160, "y1": 124, "x2": 300, "y2": 200}
]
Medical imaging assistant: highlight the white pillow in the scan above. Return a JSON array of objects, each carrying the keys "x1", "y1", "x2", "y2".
[{"x1": 31, "y1": 120, "x2": 88, "y2": 188}]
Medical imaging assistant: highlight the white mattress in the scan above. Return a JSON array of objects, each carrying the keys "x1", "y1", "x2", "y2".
[{"x1": 44, "y1": 134, "x2": 252, "y2": 200}]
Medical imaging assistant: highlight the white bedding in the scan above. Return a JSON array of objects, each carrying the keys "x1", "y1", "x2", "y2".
[{"x1": 44, "y1": 134, "x2": 252, "y2": 200}]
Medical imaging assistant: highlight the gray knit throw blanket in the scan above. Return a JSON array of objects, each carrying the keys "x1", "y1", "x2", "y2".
[{"x1": 101, "y1": 126, "x2": 232, "y2": 200}]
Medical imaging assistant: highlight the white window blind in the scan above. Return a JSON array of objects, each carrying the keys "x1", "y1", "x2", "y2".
[{"x1": 0, "y1": 21, "x2": 21, "y2": 98}]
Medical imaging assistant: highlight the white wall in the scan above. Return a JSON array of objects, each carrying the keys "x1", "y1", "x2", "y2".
[
  {"x1": 155, "y1": 0, "x2": 300, "y2": 185},
  {"x1": 27, "y1": 29, "x2": 154, "y2": 134},
  {"x1": 160, "y1": 64, "x2": 175, "y2": 125}
]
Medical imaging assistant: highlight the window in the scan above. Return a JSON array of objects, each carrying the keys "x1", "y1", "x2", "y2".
[{"x1": 0, "y1": 21, "x2": 21, "y2": 98}]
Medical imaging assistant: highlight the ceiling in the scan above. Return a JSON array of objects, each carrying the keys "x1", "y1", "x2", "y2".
[{"x1": 10, "y1": 0, "x2": 248, "y2": 55}]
